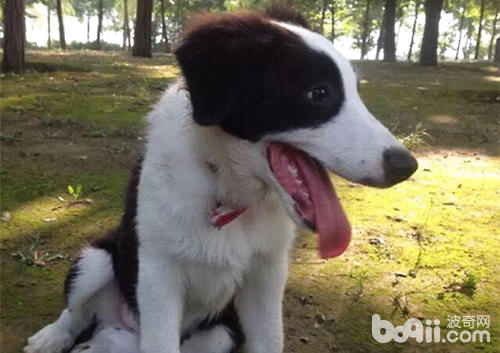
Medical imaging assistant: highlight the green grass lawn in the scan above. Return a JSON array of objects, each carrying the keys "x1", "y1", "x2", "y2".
[{"x1": 1, "y1": 50, "x2": 499, "y2": 353}]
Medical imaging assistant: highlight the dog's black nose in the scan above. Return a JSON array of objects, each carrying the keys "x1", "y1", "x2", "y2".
[{"x1": 383, "y1": 148, "x2": 418, "y2": 185}]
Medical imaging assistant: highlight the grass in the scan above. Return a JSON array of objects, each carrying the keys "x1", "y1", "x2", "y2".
[{"x1": 1, "y1": 51, "x2": 499, "y2": 353}]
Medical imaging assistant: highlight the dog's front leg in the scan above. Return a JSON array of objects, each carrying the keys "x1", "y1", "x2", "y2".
[
  {"x1": 235, "y1": 253, "x2": 289, "y2": 353},
  {"x1": 138, "y1": 254, "x2": 184, "y2": 353}
]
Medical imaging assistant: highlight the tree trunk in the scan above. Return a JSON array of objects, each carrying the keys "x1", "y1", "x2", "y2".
[
  {"x1": 47, "y1": 4, "x2": 51, "y2": 49},
  {"x1": 132, "y1": 0, "x2": 153, "y2": 57},
  {"x1": 376, "y1": 20, "x2": 385, "y2": 60},
  {"x1": 127, "y1": 24, "x2": 132, "y2": 50},
  {"x1": 87, "y1": 14, "x2": 90, "y2": 44},
  {"x1": 471, "y1": 0, "x2": 485, "y2": 60},
  {"x1": 330, "y1": 1, "x2": 336, "y2": 43},
  {"x1": 56, "y1": 0, "x2": 66, "y2": 49},
  {"x1": 123, "y1": 0, "x2": 130, "y2": 50},
  {"x1": 420, "y1": 0, "x2": 444, "y2": 66},
  {"x1": 474, "y1": 0, "x2": 485, "y2": 60},
  {"x1": 494, "y1": 37, "x2": 500, "y2": 63},
  {"x1": 97, "y1": 0, "x2": 104, "y2": 49},
  {"x1": 463, "y1": 27, "x2": 472, "y2": 60},
  {"x1": 320, "y1": 0, "x2": 328, "y2": 35},
  {"x1": 383, "y1": 0, "x2": 397, "y2": 62},
  {"x1": 488, "y1": 8, "x2": 499, "y2": 61},
  {"x1": 455, "y1": 4, "x2": 466, "y2": 60},
  {"x1": 408, "y1": 0, "x2": 420, "y2": 61},
  {"x1": 160, "y1": 0, "x2": 169, "y2": 52},
  {"x1": 2, "y1": 0, "x2": 25, "y2": 72},
  {"x1": 361, "y1": 0, "x2": 372, "y2": 60}
]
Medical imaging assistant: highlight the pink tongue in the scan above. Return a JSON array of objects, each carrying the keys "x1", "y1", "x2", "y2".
[{"x1": 269, "y1": 144, "x2": 351, "y2": 258}]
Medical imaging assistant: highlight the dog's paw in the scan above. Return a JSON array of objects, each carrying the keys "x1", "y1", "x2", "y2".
[{"x1": 24, "y1": 323, "x2": 74, "y2": 353}]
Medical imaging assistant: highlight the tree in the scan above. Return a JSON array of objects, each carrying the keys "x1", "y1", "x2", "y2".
[
  {"x1": 87, "y1": 12, "x2": 90, "y2": 43},
  {"x1": 462, "y1": 19, "x2": 475, "y2": 60},
  {"x1": 420, "y1": 0, "x2": 444, "y2": 66},
  {"x1": 330, "y1": 0, "x2": 336, "y2": 43},
  {"x1": 320, "y1": 0, "x2": 328, "y2": 34},
  {"x1": 494, "y1": 37, "x2": 500, "y2": 62},
  {"x1": 56, "y1": 0, "x2": 66, "y2": 49},
  {"x1": 71, "y1": 0, "x2": 97, "y2": 44},
  {"x1": 132, "y1": 0, "x2": 153, "y2": 57},
  {"x1": 2, "y1": 0, "x2": 25, "y2": 72},
  {"x1": 408, "y1": 0, "x2": 421, "y2": 61},
  {"x1": 39, "y1": 0, "x2": 57, "y2": 48},
  {"x1": 360, "y1": 0, "x2": 373, "y2": 59},
  {"x1": 159, "y1": 0, "x2": 169, "y2": 52},
  {"x1": 383, "y1": 0, "x2": 397, "y2": 62},
  {"x1": 96, "y1": 0, "x2": 104, "y2": 48},
  {"x1": 488, "y1": 6, "x2": 499, "y2": 61},
  {"x1": 47, "y1": 1, "x2": 52, "y2": 48},
  {"x1": 394, "y1": 1, "x2": 408, "y2": 51},
  {"x1": 474, "y1": 0, "x2": 486, "y2": 60},
  {"x1": 375, "y1": 10, "x2": 385, "y2": 60},
  {"x1": 454, "y1": 2, "x2": 466, "y2": 60},
  {"x1": 123, "y1": 0, "x2": 131, "y2": 50}
]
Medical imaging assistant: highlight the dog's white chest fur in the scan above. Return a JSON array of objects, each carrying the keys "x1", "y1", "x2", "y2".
[{"x1": 136, "y1": 84, "x2": 295, "y2": 330}]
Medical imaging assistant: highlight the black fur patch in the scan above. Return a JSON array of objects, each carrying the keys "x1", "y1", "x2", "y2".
[
  {"x1": 264, "y1": 2, "x2": 310, "y2": 28},
  {"x1": 111, "y1": 160, "x2": 142, "y2": 312},
  {"x1": 175, "y1": 12, "x2": 345, "y2": 141},
  {"x1": 90, "y1": 160, "x2": 141, "y2": 312},
  {"x1": 64, "y1": 256, "x2": 81, "y2": 303},
  {"x1": 195, "y1": 300, "x2": 245, "y2": 350}
]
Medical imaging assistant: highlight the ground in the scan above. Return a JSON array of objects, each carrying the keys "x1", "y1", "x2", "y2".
[{"x1": 1, "y1": 50, "x2": 499, "y2": 353}]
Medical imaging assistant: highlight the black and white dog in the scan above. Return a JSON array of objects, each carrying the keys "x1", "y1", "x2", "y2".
[{"x1": 24, "y1": 8, "x2": 417, "y2": 353}]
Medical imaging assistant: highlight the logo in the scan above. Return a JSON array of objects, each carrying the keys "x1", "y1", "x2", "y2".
[{"x1": 372, "y1": 314, "x2": 490, "y2": 344}]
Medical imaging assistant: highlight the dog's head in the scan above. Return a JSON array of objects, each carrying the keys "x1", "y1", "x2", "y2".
[{"x1": 175, "y1": 8, "x2": 417, "y2": 258}]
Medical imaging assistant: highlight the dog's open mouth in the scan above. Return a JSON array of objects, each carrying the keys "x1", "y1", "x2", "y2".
[{"x1": 267, "y1": 143, "x2": 351, "y2": 258}]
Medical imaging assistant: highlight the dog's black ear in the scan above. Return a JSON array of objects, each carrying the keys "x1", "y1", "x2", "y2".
[
  {"x1": 264, "y1": 2, "x2": 310, "y2": 29},
  {"x1": 175, "y1": 13, "x2": 296, "y2": 126}
]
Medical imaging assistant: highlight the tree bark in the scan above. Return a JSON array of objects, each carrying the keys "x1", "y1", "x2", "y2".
[
  {"x1": 474, "y1": 0, "x2": 486, "y2": 60},
  {"x1": 56, "y1": 0, "x2": 66, "y2": 49},
  {"x1": 97, "y1": 0, "x2": 104, "y2": 49},
  {"x1": 47, "y1": 3, "x2": 51, "y2": 49},
  {"x1": 2, "y1": 0, "x2": 25, "y2": 72},
  {"x1": 330, "y1": 1, "x2": 336, "y2": 43},
  {"x1": 494, "y1": 37, "x2": 500, "y2": 63},
  {"x1": 376, "y1": 19, "x2": 385, "y2": 60},
  {"x1": 132, "y1": 0, "x2": 153, "y2": 57},
  {"x1": 160, "y1": 0, "x2": 169, "y2": 52},
  {"x1": 383, "y1": 0, "x2": 397, "y2": 62},
  {"x1": 87, "y1": 13, "x2": 90, "y2": 44},
  {"x1": 361, "y1": 0, "x2": 372, "y2": 60},
  {"x1": 474, "y1": 0, "x2": 485, "y2": 60},
  {"x1": 320, "y1": 0, "x2": 328, "y2": 35},
  {"x1": 408, "y1": 0, "x2": 420, "y2": 61},
  {"x1": 488, "y1": 8, "x2": 499, "y2": 61},
  {"x1": 420, "y1": 0, "x2": 444, "y2": 66},
  {"x1": 463, "y1": 26, "x2": 472, "y2": 60},
  {"x1": 455, "y1": 4, "x2": 466, "y2": 60},
  {"x1": 123, "y1": 0, "x2": 130, "y2": 50}
]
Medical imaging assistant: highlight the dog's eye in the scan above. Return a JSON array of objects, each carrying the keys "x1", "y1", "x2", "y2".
[{"x1": 305, "y1": 86, "x2": 331, "y2": 104}]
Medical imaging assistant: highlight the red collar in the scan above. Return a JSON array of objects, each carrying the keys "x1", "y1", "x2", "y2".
[{"x1": 211, "y1": 204, "x2": 247, "y2": 229}]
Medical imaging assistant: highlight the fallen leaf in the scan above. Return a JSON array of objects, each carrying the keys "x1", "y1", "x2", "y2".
[{"x1": 1, "y1": 211, "x2": 11, "y2": 222}]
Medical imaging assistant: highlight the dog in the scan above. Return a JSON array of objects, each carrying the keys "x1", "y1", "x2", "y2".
[{"x1": 24, "y1": 7, "x2": 417, "y2": 353}]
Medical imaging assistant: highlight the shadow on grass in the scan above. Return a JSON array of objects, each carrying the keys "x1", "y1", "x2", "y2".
[{"x1": 25, "y1": 61, "x2": 91, "y2": 73}]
